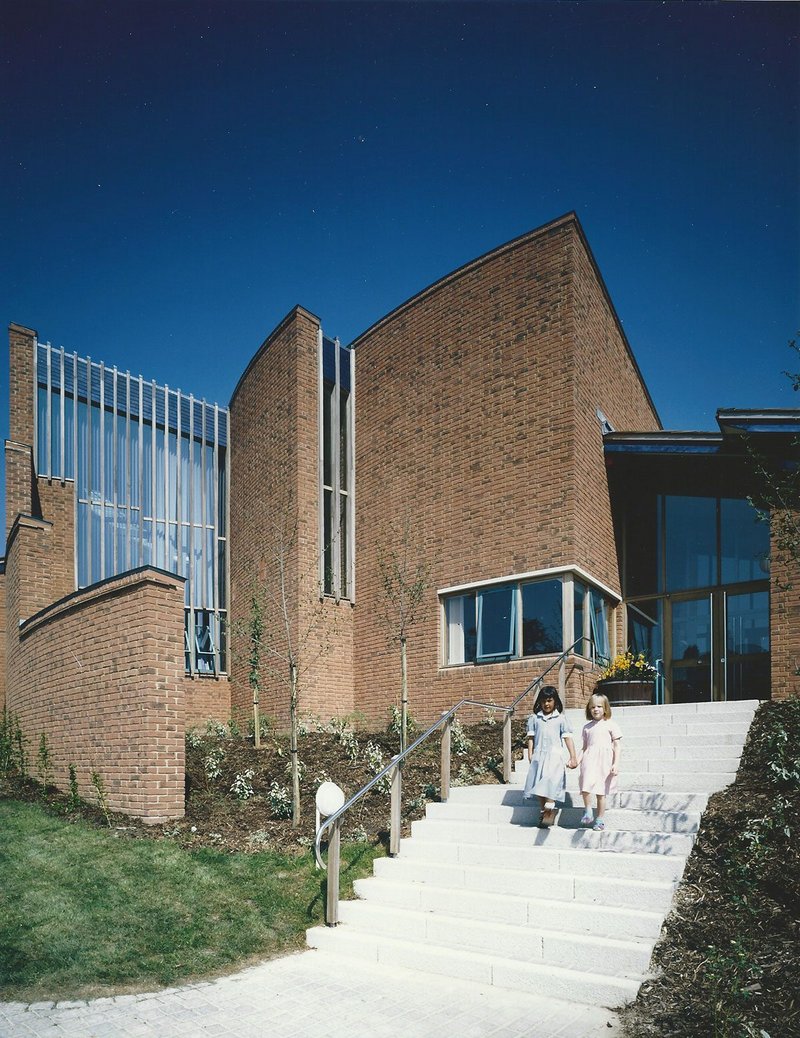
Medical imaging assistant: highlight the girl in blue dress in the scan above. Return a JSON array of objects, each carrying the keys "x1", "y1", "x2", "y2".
[{"x1": 522, "y1": 685, "x2": 578, "y2": 826}]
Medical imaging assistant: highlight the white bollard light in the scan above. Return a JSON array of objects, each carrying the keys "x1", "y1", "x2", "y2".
[{"x1": 315, "y1": 781, "x2": 345, "y2": 835}]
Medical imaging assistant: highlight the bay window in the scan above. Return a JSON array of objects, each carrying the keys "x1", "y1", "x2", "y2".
[{"x1": 442, "y1": 569, "x2": 611, "y2": 667}]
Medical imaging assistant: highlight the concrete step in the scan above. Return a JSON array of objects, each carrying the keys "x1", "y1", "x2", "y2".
[
  {"x1": 307, "y1": 698, "x2": 756, "y2": 1011},
  {"x1": 447, "y1": 784, "x2": 709, "y2": 814},
  {"x1": 555, "y1": 719, "x2": 751, "y2": 739},
  {"x1": 372, "y1": 855, "x2": 677, "y2": 911},
  {"x1": 424, "y1": 800, "x2": 701, "y2": 834},
  {"x1": 621, "y1": 732, "x2": 746, "y2": 749},
  {"x1": 562, "y1": 702, "x2": 758, "y2": 724},
  {"x1": 306, "y1": 924, "x2": 641, "y2": 1007},
  {"x1": 398, "y1": 836, "x2": 688, "y2": 883},
  {"x1": 352, "y1": 875, "x2": 665, "y2": 939},
  {"x1": 410, "y1": 817, "x2": 695, "y2": 855},
  {"x1": 335, "y1": 900, "x2": 655, "y2": 976}
]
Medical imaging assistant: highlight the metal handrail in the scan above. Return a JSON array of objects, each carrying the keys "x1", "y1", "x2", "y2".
[{"x1": 313, "y1": 637, "x2": 584, "y2": 871}]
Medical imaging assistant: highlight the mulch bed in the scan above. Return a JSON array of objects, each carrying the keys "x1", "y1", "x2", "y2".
[{"x1": 2, "y1": 716, "x2": 528, "y2": 856}]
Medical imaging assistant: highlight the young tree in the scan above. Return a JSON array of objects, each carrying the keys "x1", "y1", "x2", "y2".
[
  {"x1": 241, "y1": 492, "x2": 335, "y2": 826},
  {"x1": 377, "y1": 517, "x2": 430, "y2": 753},
  {"x1": 749, "y1": 339, "x2": 800, "y2": 582}
]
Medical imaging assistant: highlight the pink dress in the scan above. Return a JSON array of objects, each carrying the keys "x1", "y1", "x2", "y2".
[{"x1": 579, "y1": 719, "x2": 622, "y2": 796}]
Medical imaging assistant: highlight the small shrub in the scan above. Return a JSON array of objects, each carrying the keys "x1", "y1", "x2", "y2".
[
  {"x1": 388, "y1": 704, "x2": 417, "y2": 739},
  {"x1": 451, "y1": 719, "x2": 472, "y2": 756},
  {"x1": 203, "y1": 748, "x2": 225, "y2": 782},
  {"x1": 284, "y1": 756, "x2": 306, "y2": 783},
  {"x1": 36, "y1": 733, "x2": 53, "y2": 794},
  {"x1": 90, "y1": 770, "x2": 112, "y2": 826},
  {"x1": 329, "y1": 718, "x2": 360, "y2": 761},
  {"x1": 230, "y1": 769, "x2": 256, "y2": 801},
  {"x1": 363, "y1": 741, "x2": 391, "y2": 793},
  {"x1": 205, "y1": 719, "x2": 229, "y2": 739},
  {"x1": 186, "y1": 727, "x2": 204, "y2": 749},
  {"x1": 66, "y1": 764, "x2": 81, "y2": 811},
  {"x1": 267, "y1": 781, "x2": 292, "y2": 819},
  {"x1": 451, "y1": 763, "x2": 473, "y2": 787}
]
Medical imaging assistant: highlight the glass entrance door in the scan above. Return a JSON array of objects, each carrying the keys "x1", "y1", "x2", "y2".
[
  {"x1": 669, "y1": 596, "x2": 713, "y2": 703},
  {"x1": 667, "y1": 588, "x2": 770, "y2": 702},
  {"x1": 724, "y1": 589, "x2": 770, "y2": 700}
]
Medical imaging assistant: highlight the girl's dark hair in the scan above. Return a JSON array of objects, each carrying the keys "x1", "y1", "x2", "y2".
[{"x1": 533, "y1": 685, "x2": 564, "y2": 713}]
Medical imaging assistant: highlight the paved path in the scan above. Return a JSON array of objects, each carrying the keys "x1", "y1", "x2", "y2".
[{"x1": 1, "y1": 949, "x2": 620, "y2": 1038}]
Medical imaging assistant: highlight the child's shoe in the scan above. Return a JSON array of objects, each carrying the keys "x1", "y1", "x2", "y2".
[
  {"x1": 540, "y1": 801, "x2": 557, "y2": 827},
  {"x1": 592, "y1": 819, "x2": 605, "y2": 831},
  {"x1": 580, "y1": 812, "x2": 594, "y2": 826}
]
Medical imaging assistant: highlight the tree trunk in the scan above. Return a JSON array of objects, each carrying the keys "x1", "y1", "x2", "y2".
[
  {"x1": 290, "y1": 662, "x2": 300, "y2": 827},
  {"x1": 253, "y1": 694, "x2": 261, "y2": 750},
  {"x1": 400, "y1": 635, "x2": 408, "y2": 754}
]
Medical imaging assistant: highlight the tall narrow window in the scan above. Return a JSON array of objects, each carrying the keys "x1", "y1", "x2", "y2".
[{"x1": 319, "y1": 334, "x2": 354, "y2": 600}]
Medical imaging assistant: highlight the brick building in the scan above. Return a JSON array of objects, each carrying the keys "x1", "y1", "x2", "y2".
[{"x1": 3, "y1": 212, "x2": 797, "y2": 819}]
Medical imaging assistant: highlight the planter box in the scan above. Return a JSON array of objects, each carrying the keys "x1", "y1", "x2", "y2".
[{"x1": 597, "y1": 680, "x2": 654, "y2": 707}]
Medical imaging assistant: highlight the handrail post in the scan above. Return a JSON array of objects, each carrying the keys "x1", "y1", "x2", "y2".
[
  {"x1": 440, "y1": 711, "x2": 452, "y2": 802},
  {"x1": 502, "y1": 709, "x2": 513, "y2": 783},
  {"x1": 389, "y1": 755, "x2": 402, "y2": 856},
  {"x1": 325, "y1": 817, "x2": 341, "y2": 926}
]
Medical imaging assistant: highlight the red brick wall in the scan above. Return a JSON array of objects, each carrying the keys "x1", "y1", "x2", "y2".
[
  {"x1": 36, "y1": 479, "x2": 75, "y2": 602},
  {"x1": 229, "y1": 306, "x2": 354, "y2": 727},
  {"x1": 5, "y1": 561, "x2": 186, "y2": 822},
  {"x1": 351, "y1": 214, "x2": 659, "y2": 724},
  {"x1": 0, "y1": 567, "x2": 6, "y2": 711},
  {"x1": 770, "y1": 514, "x2": 800, "y2": 701},
  {"x1": 9, "y1": 324, "x2": 35, "y2": 450},
  {"x1": 4, "y1": 441, "x2": 35, "y2": 539},
  {"x1": 182, "y1": 674, "x2": 231, "y2": 728}
]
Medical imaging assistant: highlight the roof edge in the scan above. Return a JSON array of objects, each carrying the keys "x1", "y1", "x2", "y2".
[
  {"x1": 348, "y1": 212, "x2": 579, "y2": 349},
  {"x1": 229, "y1": 304, "x2": 321, "y2": 408}
]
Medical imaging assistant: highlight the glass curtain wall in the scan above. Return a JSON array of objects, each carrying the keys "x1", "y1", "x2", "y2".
[
  {"x1": 319, "y1": 334, "x2": 354, "y2": 601},
  {"x1": 623, "y1": 492, "x2": 770, "y2": 701},
  {"x1": 34, "y1": 340, "x2": 229, "y2": 674}
]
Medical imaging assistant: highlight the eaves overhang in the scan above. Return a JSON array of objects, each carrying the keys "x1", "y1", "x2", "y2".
[
  {"x1": 603, "y1": 432, "x2": 725, "y2": 457},
  {"x1": 716, "y1": 408, "x2": 800, "y2": 438}
]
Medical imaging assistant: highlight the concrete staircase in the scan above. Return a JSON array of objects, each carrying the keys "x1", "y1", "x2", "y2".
[{"x1": 307, "y1": 700, "x2": 759, "y2": 1008}]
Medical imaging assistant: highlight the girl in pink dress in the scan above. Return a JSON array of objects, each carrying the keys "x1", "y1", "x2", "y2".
[{"x1": 579, "y1": 692, "x2": 622, "y2": 831}]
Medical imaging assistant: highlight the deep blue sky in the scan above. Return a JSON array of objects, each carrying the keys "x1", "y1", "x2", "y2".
[{"x1": 2, "y1": 1, "x2": 799, "y2": 541}]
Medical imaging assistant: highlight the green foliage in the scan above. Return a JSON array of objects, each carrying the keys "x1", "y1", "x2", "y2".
[
  {"x1": 703, "y1": 939, "x2": 765, "y2": 1038},
  {"x1": 0, "y1": 799, "x2": 381, "y2": 1001},
  {"x1": 450, "y1": 718, "x2": 472, "y2": 756},
  {"x1": 230, "y1": 769, "x2": 255, "y2": 801},
  {"x1": 740, "y1": 697, "x2": 800, "y2": 792},
  {"x1": 90, "y1": 770, "x2": 111, "y2": 827},
  {"x1": 747, "y1": 338, "x2": 800, "y2": 587},
  {"x1": 267, "y1": 781, "x2": 292, "y2": 819},
  {"x1": 66, "y1": 765, "x2": 81, "y2": 812},
  {"x1": 329, "y1": 718, "x2": 360, "y2": 761},
  {"x1": 36, "y1": 734, "x2": 53, "y2": 796},
  {"x1": 363, "y1": 741, "x2": 391, "y2": 793},
  {"x1": 388, "y1": 704, "x2": 417, "y2": 740},
  {"x1": 1, "y1": 712, "x2": 30, "y2": 781},
  {"x1": 202, "y1": 748, "x2": 225, "y2": 784}
]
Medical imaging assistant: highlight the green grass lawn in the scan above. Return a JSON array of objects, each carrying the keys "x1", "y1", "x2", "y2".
[{"x1": 0, "y1": 800, "x2": 382, "y2": 1002}]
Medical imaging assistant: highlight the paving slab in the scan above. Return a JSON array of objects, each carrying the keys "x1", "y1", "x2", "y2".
[{"x1": 0, "y1": 950, "x2": 620, "y2": 1038}]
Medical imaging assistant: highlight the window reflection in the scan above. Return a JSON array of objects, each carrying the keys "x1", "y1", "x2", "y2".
[{"x1": 665, "y1": 496, "x2": 717, "y2": 591}]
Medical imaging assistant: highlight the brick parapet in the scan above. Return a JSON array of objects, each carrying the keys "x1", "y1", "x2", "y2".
[
  {"x1": 5, "y1": 441, "x2": 36, "y2": 539},
  {"x1": 9, "y1": 324, "x2": 36, "y2": 449},
  {"x1": 8, "y1": 567, "x2": 186, "y2": 822}
]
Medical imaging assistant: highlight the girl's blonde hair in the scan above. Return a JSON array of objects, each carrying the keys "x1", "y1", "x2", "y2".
[{"x1": 586, "y1": 692, "x2": 612, "y2": 720}]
